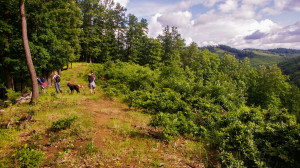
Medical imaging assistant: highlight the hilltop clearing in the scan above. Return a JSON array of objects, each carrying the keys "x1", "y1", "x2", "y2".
[{"x1": 0, "y1": 63, "x2": 206, "y2": 168}]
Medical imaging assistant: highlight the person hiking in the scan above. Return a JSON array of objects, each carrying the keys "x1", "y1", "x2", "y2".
[
  {"x1": 53, "y1": 72, "x2": 62, "y2": 93},
  {"x1": 37, "y1": 76, "x2": 46, "y2": 93},
  {"x1": 88, "y1": 70, "x2": 96, "y2": 95}
]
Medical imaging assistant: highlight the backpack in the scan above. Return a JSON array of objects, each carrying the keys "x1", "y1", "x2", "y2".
[
  {"x1": 88, "y1": 74, "x2": 95, "y2": 83},
  {"x1": 41, "y1": 77, "x2": 46, "y2": 82},
  {"x1": 42, "y1": 82, "x2": 47, "y2": 88},
  {"x1": 55, "y1": 75, "x2": 61, "y2": 83}
]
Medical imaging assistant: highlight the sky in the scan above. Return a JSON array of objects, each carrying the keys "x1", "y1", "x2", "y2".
[{"x1": 114, "y1": 0, "x2": 300, "y2": 49}]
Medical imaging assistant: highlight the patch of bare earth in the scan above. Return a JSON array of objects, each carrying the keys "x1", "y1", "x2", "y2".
[{"x1": 79, "y1": 95, "x2": 205, "y2": 168}]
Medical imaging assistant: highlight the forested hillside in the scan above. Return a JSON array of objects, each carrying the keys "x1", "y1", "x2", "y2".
[
  {"x1": 279, "y1": 56, "x2": 300, "y2": 87},
  {"x1": 202, "y1": 45, "x2": 300, "y2": 66},
  {"x1": 1, "y1": 0, "x2": 300, "y2": 167}
]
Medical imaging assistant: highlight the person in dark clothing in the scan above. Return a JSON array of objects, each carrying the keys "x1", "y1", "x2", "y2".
[{"x1": 53, "y1": 72, "x2": 62, "y2": 93}]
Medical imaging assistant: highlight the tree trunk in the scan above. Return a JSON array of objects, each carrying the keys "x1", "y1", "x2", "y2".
[
  {"x1": 67, "y1": 63, "x2": 69, "y2": 70},
  {"x1": 4, "y1": 8, "x2": 14, "y2": 90},
  {"x1": 21, "y1": 71, "x2": 26, "y2": 94},
  {"x1": 47, "y1": 73, "x2": 52, "y2": 87},
  {"x1": 5, "y1": 70, "x2": 14, "y2": 90},
  {"x1": 58, "y1": 69, "x2": 61, "y2": 75},
  {"x1": 90, "y1": 56, "x2": 92, "y2": 63},
  {"x1": 20, "y1": 0, "x2": 39, "y2": 102},
  {"x1": 71, "y1": 62, "x2": 73, "y2": 69}
]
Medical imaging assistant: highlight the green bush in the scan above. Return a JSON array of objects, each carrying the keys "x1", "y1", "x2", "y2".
[
  {"x1": 90, "y1": 58, "x2": 300, "y2": 167},
  {"x1": 199, "y1": 106, "x2": 300, "y2": 167},
  {"x1": 13, "y1": 144, "x2": 45, "y2": 168},
  {"x1": 127, "y1": 88, "x2": 190, "y2": 114},
  {"x1": 150, "y1": 112, "x2": 198, "y2": 140},
  {"x1": 50, "y1": 115, "x2": 78, "y2": 132},
  {"x1": 82, "y1": 141, "x2": 99, "y2": 156},
  {"x1": 6, "y1": 89, "x2": 21, "y2": 105},
  {"x1": 101, "y1": 61, "x2": 158, "y2": 91}
]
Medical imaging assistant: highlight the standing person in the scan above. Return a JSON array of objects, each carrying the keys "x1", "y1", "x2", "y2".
[
  {"x1": 37, "y1": 76, "x2": 46, "y2": 93},
  {"x1": 88, "y1": 70, "x2": 96, "y2": 95},
  {"x1": 53, "y1": 72, "x2": 62, "y2": 93}
]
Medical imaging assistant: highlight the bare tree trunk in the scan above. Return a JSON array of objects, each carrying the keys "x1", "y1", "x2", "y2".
[
  {"x1": 71, "y1": 62, "x2": 73, "y2": 68},
  {"x1": 58, "y1": 69, "x2": 61, "y2": 75},
  {"x1": 47, "y1": 74, "x2": 52, "y2": 87},
  {"x1": 90, "y1": 56, "x2": 92, "y2": 63},
  {"x1": 20, "y1": 0, "x2": 39, "y2": 102},
  {"x1": 21, "y1": 71, "x2": 26, "y2": 94},
  {"x1": 43, "y1": 71, "x2": 51, "y2": 87},
  {"x1": 5, "y1": 70, "x2": 14, "y2": 90},
  {"x1": 4, "y1": 8, "x2": 14, "y2": 90}
]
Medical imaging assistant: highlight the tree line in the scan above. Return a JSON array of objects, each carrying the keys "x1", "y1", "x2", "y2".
[
  {"x1": 1, "y1": 0, "x2": 299, "y2": 104},
  {"x1": 0, "y1": 0, "x2": 162, "y2": 98}
]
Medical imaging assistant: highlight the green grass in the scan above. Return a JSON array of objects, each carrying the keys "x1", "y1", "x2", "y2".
[
  {"x1": 0, "y1": 63, "x2": 208, "y2": 167},
  {"x1": 251, "y1": 50, "x2": 284, "y2": 66},
  {"x1": 214, "y1": 48, "x2": 285, "y2": 66}
]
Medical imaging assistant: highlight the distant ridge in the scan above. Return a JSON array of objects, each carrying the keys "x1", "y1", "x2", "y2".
[
  {"x1": 278, "y1": 56, "x2": 300, "y2": 88},
  {"x1": 200, "y1": 45, "x2": 300, "y2": 66}
]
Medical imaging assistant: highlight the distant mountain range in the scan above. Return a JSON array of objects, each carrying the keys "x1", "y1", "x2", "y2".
[
  {"x1": 200, "y1": 45, "x2": 300, "y2": 88},
  {"x1": 200, "y1": 45, "x2": 300, "y2": 66}
]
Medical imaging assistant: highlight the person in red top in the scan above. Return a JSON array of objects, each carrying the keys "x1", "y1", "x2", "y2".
[{"x1": 37, "y1": 76, "x2": 46, "y2": 93}]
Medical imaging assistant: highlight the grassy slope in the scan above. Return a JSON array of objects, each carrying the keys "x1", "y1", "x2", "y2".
[
  {"x1": 0, "y1": 63, "x2": 207, "y2": 167},
  {"x1": 214, "y1": 48, "x2": 284, "y2": 66},
  {"x1": 250, "y1": 50, "x2": 284, "y2": 66}
]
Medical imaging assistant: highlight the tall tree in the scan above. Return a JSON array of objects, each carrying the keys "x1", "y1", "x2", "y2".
[
  {"x1": 0, "y1": 0, "x2": 15, "y2": 90},
  {"x1": 20, "y1": 0, "x2": 39, "y2": 101},
  {"x1": 180, "y1": 42, "x2": 200, "y2": 68},
  {"x1": 80, "y1": 0, "x2": 105, "y2": 63},
  {"x1": 125, "y1": 15, "x2": 148, "y2": 63},
  {"x1": 158, "y1": 26, "x2": 185, "y2": 65}
]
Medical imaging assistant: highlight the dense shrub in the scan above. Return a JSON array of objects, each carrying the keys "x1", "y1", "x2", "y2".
[
  {"x1": 50, "y1": 115, "x2": 77, "y2": 132},
  {"x1": 127, "y1": 88, "x2": 190, "y2": 114},
  {"x1": 13, "y1": 144, "x2": 45, "y2": 168},
  {"x1": 101, "y1": 61, "x2": 159, "y2": 91},
  {"x1": 5, "y1": 89, "x2": 21, "y2": 105},
  {"x1": 150, "y1": 112, "x2": 198, "y2": 140},
  {"x1": 91, "y1": 53, "x2": 300, "y2": 167},
  {"x1": 199, "y1": 106, "x2": 300, "y2": 167}
]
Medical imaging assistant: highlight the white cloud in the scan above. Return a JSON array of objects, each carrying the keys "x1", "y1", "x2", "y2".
[
  {"x1": 126, "y1": 1, "x2": 177, "y2": 20},
  {"x1": 148, "y1": 13, "x2": 163, "y2": 38},
  {"x1": 242, "y1": 0, "x2": 272, "y2": 6},
  {"x1": 201, "y1": 0, "x2": 225, "y2": 7},
  {"x1": 185, "y1": 37, "x2": 193, "y2": 45},
  {"x1": 126, "y1": 0, "x2": 300, "y2": 49},
  {"x1": 157, "y1": 11, "x2": 193, "y2": 28},
  {"x1": 218, "y1": 0, "x2": 238, "y2": 13},
  {"x1": 227, "y1": 21, "x2": 300, "y2": 49},
  {"x1": 262, "y1": 0, "x2": 300, "y2": 15},
  {"x1": 113, "y1": 0, "x2": 130, "y2": 7}
]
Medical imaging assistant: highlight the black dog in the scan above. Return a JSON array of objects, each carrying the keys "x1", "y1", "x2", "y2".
[{"x1": 67, "y1": 83, "x2": 80, "y2": 93}]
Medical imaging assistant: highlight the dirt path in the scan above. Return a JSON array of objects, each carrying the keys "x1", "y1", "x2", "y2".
[
  {"x1": 0, "y1": 63, "x2": 204, "y2": 168},
  {"x1": 61, "y1": 63, "x2": 203, "y2": 167}
]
